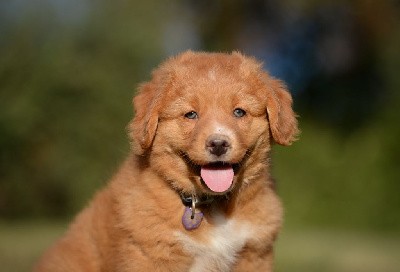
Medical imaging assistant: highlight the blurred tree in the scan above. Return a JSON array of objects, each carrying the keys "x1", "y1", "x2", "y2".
[{"x1": 0, "y1": 0, "x2": 167, "y2": 218}]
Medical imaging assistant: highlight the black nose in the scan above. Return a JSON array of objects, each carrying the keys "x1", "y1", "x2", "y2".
[{"x1": 206, "y1": 135, "x2": 231, "y2": 156}]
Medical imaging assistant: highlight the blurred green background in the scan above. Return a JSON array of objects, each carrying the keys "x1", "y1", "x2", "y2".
[{"x1": 1, "y1": 0, "x2": 399, "y2": 271}]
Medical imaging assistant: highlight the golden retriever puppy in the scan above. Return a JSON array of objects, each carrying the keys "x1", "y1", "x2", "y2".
[{"x1": 34, "y1": 51, "x2": 298, "y2": 272}]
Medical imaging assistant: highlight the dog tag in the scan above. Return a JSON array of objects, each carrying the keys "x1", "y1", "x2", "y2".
[{"x1": 182, "y1": 206, "x2": 203, "y2": 230}]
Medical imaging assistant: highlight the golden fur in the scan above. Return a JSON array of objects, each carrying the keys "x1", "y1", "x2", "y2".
[{"x1": 34, "y1": 51, "x2": 298, "y2": 272}]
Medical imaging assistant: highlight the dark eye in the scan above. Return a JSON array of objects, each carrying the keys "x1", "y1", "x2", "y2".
[
  {"x1": 184, "y1": 111, "x2": 198, "y2": 119},
  {"x1": 233, "y1": 108, "x2": 246, "y2": 118}
]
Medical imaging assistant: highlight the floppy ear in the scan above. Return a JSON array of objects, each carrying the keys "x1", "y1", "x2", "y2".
[
  {"x1": 128, "y1": 82, "x2": 160, "y2": 155},
  {"x1": 266, "y1": 79, "x2": 299, "y2": 146}
]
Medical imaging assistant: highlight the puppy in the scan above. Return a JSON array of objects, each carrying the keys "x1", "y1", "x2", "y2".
[{"x1": 34, "y1": 51, "x2": 298, "y2": 272}]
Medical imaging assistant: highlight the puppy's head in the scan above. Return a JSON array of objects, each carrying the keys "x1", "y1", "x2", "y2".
[{"x1": 129, "y1": 51, "x2": 298, "y2": 195}]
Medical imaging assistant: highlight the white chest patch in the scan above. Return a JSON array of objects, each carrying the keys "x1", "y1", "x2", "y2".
[{"x1": 175, "y1": 213, "x2": 253, "y2": 272}]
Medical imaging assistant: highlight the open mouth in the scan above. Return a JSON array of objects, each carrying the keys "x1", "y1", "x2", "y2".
[
  {"x1": 179, "y1": 152, "x2": 243, "y2": 193},
  {"x1": 200, "y1": 162, "x2": 238, "y2": 193}
]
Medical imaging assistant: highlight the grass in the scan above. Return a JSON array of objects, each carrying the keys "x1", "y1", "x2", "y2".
[
  {"x1": 0, "y1": 221, "x2": 66, "y2": 272},
  {"x1": 0, "y1": 221, "x2": 399, "y2": 271},
  {"x1": 275, "y1": 227, "x2": 400, "y2": 272}
]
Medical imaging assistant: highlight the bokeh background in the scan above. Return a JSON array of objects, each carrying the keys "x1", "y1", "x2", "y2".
[{"x1": 1, "y1": 0, "x2": 399, "y2": 271}]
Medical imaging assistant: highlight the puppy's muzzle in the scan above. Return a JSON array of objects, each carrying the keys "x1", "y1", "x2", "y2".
[{"x1": 206, "y1": 134, "x2": 231, "y2": 157}]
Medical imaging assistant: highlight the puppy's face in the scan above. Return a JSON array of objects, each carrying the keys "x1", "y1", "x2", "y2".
[{"x1": 130, "y1": 52, "x2": 298, "y2": 195}]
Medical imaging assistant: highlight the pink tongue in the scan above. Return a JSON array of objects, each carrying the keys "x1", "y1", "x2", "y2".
[{"x1": 200, "y1": 165, "x2": 234, "y2": 193}]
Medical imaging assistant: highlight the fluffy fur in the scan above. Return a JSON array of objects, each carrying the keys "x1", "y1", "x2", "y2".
[{"x1": 34, "y1": 51, "x2": 299, "y2": 272}]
